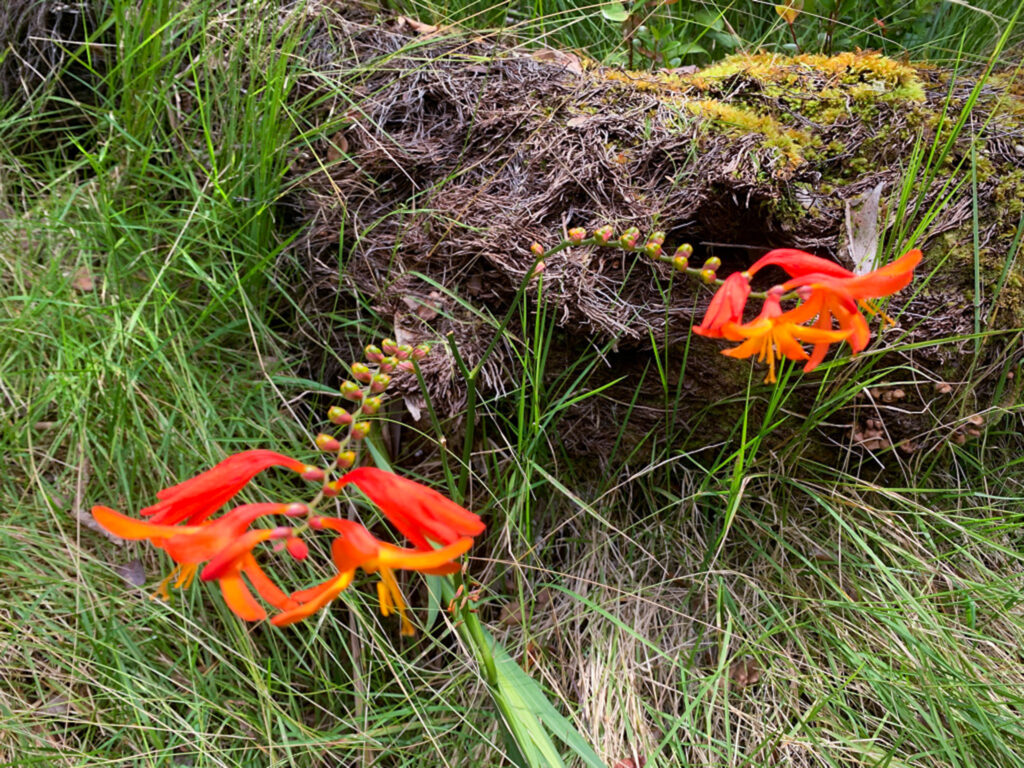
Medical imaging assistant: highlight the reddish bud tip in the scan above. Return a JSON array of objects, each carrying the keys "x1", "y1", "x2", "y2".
[
  {"x1": 379, "y1": 357, "x2": 397, "y2": 374},
  {"x1": 364, "y1": 344, "x2": 384, "y2": 363},
  {"x1": 673, "y1": 255, "x2": 690, "y2": 272},
  {"x1": 381, "y1": 339, "x2": 398, "y2": 355},
  {"x1": 352, "y1": 362, "x2": 372, "y2": 383},
  {"x1": 370, "y1": 373, "x2": 390, "y2": 393},
  {"x1": 702, "y1": 256, "x2": 722, "y2": 271},
  {"x1": 284, "y1": 503, "x2": 308, "y2": 516},
  {"x1": 700, "y1": 269, "x2": 717, "y2": 284},
  {"x1": 315, "y1": 433, "x2": 342, "y2": 452},
  {"x1": 675, "y1": 243, "x2": 693, "y2": 258},
  {"x1": 362, "y1": 396, "x2": 382, "y2": 415},
  {"x1": 322, "y1": 480, "x2": 340, "y2": 497},
  {"x1": 301, "y1": 465, "x2": 325, "y2": 482},
  {"x1": 567, "y1": 227, "x2": 587, "y2": 244},
  {"x1": 328, "y1": 406, "x2": 353, "y2": 426},
  {"x1": 645, "y1": 242, "x2": 663, "y2": 259},
  {"x1": 648, "y1": 230, "x2": 666, "y2": 246},
  {"x1": 412, "y1": 344, "x2": 430, "y2": 360},
  {"x1": 340, "y1": 381, "x2": 364, "y2": 401},
  {"x1": 350, "y1": 422, "x2": 371, "y2": 440},
  {"x1": 337, "y1": 451, "x2": 356, "y2": 469},
  {"x1": 530, "y1": 242, "x2": 544, "y2": 256},
  {"x1": 619, "y1": 227, "x2": 640, "y2": 249},
  {"x1": 286, "y1": 536, "x2": 309, "y2": 560},
  {"x1": 309, "y1": 515, "x2": 326, "y2": 530},
  {"x1": 397, "y1": 359, "x2": 416, "y2": 372},
  {"x1": 593, "y1": 225, "x2": 614, "y2": 244},
  {"x1": 395, "y1": 343, "x2": 414, "y2": 360},
  {"x1": 531, "y1": 261, "x2": 546, "y2": 278}
]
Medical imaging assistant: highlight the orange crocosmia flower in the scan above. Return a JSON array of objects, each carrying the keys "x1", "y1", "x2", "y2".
[
  {"x1": 780, "y1": 248, "x2": 923, "y2": 367},
  {"x1": 747, "y1": 248, "x2": 854, "y2": 280},
  {"x1": 92, "y1": 502, "x2": 307, "y2": 620},
  {"x1": 334, "y1": 467, "x2": 485, "y2": 549},
  {"x1": 721, "y1": 292, "x2": 851, "y2": 383},
  {"x1": 271, "y1": 516, "x2": 474, "y2": 633},
  {"x1": 141, "y1": 449, "x2": 324, "y2": 526},
  {"x1": 693, "y1": 271, "x2": 752, "y2": 339}
]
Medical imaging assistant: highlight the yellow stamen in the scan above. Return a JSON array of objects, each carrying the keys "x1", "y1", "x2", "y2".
[
  {"x1": 152, "y1": 563, "x2": 199, "y2": 601},
  {"x1": 858, "y1": 299, "x2": 894, "y2": 325},
  {"x1": 379, "y1": 569, "x2": 415, "y2": 636}
]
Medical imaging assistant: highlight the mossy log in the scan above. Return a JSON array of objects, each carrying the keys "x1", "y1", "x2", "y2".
[{"x1": 291, "y1": 11, "x2": 1024, "y2": 467}]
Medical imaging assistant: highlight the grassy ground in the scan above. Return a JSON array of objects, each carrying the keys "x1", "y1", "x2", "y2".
[{"x1": 1, "y1": 1, "x2": 1023, "y2": 766}]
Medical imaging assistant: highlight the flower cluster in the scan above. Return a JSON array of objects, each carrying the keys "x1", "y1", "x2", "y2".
[
  {"x1": 693, "y1": 248, "x2": 922, "y2": 382},
  {"x1": 92, "y1": 341, "x2": 484, "y2": 635},
  {"x1": 529, "y1": 228, "x2": 921, "y2": 383}
]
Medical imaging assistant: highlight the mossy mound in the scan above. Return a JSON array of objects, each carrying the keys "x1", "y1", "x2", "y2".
[{"x1": 290, "y1": 8, "x2": 1024, "y2": 465}]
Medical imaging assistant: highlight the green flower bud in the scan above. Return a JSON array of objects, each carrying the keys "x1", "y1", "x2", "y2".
[
  {"x1": 337, "y1": 450, "x2": 356, "y2": 469},
  {"x1": 364, "y1": 344, "x2": 384, "y2": 363},
  {"x1": 567, "y1": 227, "x2": 587, "y2": 244},
  {"x1": 328, "y1": 406, "x2": 353, "y2": 426},
  {"x1": 673, "y1": 255, "x2": 690, "y2": 272},
  {"x1": 362, "y1": 396, "x2": 382, "y2": 415},
  {"x1": 351, "y1": 362, "x2": 372, "y2": 383},
  {"x1": 593, "y1": 225, "x2": 614, "y2": 244},
  {"x1": 315, "y1": 433, "x2": 341, "y2": 452},
  {"x1": 340, "y1": 381, "x2": 363, "y2": 401},
  {"x1": 350, "y1": 422, "x2": 371, "y2": 440},
  {"x1": 702, "y1": 256, "x2": 722, "y2": 272},
  {"x1": 674, "y1": 243, "x2": 693, "y2": 259},
  {"x1": 370, "y1": 373, "x2": 390, "y2": 394}
]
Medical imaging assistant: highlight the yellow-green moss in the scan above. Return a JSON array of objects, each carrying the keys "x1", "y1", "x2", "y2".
[{"x1": 684, "y1": 99, "x2": 816, "y2": 170}]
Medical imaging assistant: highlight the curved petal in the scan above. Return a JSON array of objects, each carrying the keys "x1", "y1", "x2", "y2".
[
  {"x1": 218, "y1": 572, "x2": 266, "y2": 621},
  {"x1": 376, "y1": 537, "x2": 474, "y2": 571},
  {"x1": 91, "y1": 506, "x2": 193, "y2": 541},
  {"x1": 271, "y1": 573, "x2": 352, "y2": 627},
  {"x1": 748, "y1": 249, "x2": 853, "y2": 279}
]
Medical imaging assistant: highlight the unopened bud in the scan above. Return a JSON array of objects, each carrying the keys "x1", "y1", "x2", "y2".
[
  {"x1": 395, "y1": 343, "x2": 413, "y2": 360},
  {"x1": 412, "y1": 343, "x2": 430, "y2": 360},
  {"x1": 647, "y1": 230, "x2": 666, "y2": 246},
  {"x1": 322, "y1": 480, "x2": 340, "y2": 497},
  {"x1": 702, "y1": 256, "x2": 722, "y2": 272},
  {"x1": 673, "y1": 255, "x2": 690, "y2": 272},
  {"x1": 286, "y1": 536, "x2": 309, "y2": 560},
  {"x1": 337, "y1": 450, "x2": 356, "y2": 469},
  {"x1": 340, "y1": 380, "x2": 363, "y2": 401},
  {"x1": 315, "y1": 433, "x2": 341, "y2": 452},
  {"x1": 381, "y1": 339, "x2": 398, "y2": 355},
  {"x1": 327, "y1": 406, "x2": 352, "y2": 426},
  {"x1": 362, "y1": 396, "x2": 382, "y2": 415},
  {"x1": 379, "y1": 356, "x2": 397, "y2": 374},
  {"x1": 364, "y1": 344, "x2": 384, "y2": 363},
  {"x1": 531, "y1": 261, "x2": 546, "y2": 279},
  {"x1": 370, "y1": 373, "x2": 390, "y2": 393},
  {"x1": 530, "y1": 242, "x2": 544, "y2": 256},
  {"x1": 300, "y1": 465, "x2": 325, "y2": 482},
  {"x1": 351, "y1": 362, "x2": 372, "y2": 383},
  {"x1": 644, "y1": 242, "x2": 663, "y2": 259},
  {"x1": 309, "y1": 515, "x2": 326, "y2": 530},
  {"x1": 397, "y1": 359, "x2": 416, "y2": 372},
  {"x1": 284, "y1": 503, "x2": 308, "y2": 516},
  {"x1": 674, "y1": 243, "x2": 693, "y2": 259},
  {"x1": 351, "y1": 422, "x2": 371, "y2": 440},
  {"x1": 700, "y1": 269, "x2": 717, "y2": 284},
  {"x1": 593, "y1": 225, "x2": 614, "y2": 244},
  {"x1": 567, "y1": 227, "x2": 587, "y2": 244},
  {"x1": 619, "y1": 227, "x2": 641, "y2": 249}
]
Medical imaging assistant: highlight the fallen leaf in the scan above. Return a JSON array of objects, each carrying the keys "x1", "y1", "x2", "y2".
[
  {"x1": 395, "y1": 15, "x2": 440, "y2": 35},
  {"x1": 729, "y1": 657, "x2": 761, "y2": 688},
  {"x1": 845, "y1": 181, "x2": 885, "y2": 275},
  {"x1": 531, "y1": 48, "x2": 583, "y2": 75},
  {"x1": 326, "y1": 131, "x2": 349, "y2": 162},
  {"x1": 116, "y1": 558, "x2": 147, "y2": 587},
  {"x1": 71, "y1": 267, "x2": 96, "y2": 292}
]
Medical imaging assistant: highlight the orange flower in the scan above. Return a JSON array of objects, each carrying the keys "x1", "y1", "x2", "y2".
[
  {"x1": 92, "y1": 502, "x2": 307, "y2": 620},
  {"x1": 271, "y1": 516, "x2": 474, "y2": 633},
  {"x1": 335, "y1": 467, "x2": 485, "y2": 549},
  {"x1": 693, "y1": 271, "x2": 752, "y2": 339},
  {"x1": 780, "y1": 248, "x2": 923, "y2": 367},
  {"x1": 721, "y1": 291, "x2": 851, "y2": 383},
  {"x1": 141, "y1": 449, "x2": 324, "y2": 525}
]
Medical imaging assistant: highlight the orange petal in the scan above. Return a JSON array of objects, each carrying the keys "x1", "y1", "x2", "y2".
[
  {"x1": 241, "y1": 554, "x2": 297, "y2": 611},
  {"x1": 91, "y1": 506, "x2": 193, "y2": 540},
  {"x1": 376, "y1": 537, "x2": 474, "y2": 571},
  {"x1": 270, "y1": 573, "x2": 352, "y2": 627},
  {"x1": 218, "y1": 572, "x2": 266, "y2": 621}
]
